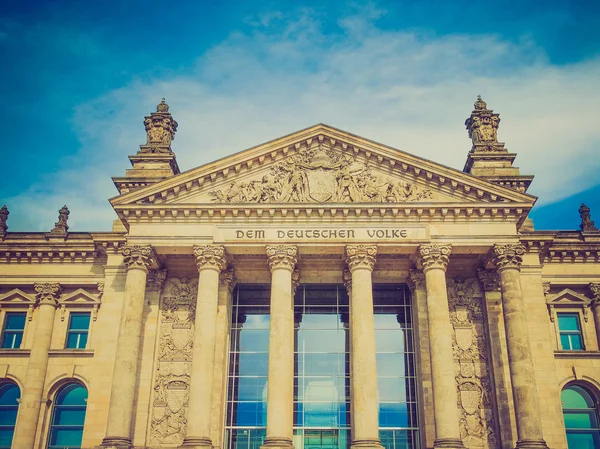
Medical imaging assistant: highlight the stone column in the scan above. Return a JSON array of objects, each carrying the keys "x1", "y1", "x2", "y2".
[
  {"x1": 589, "y1": 283, "x2": 600, "y2": 350},
  {"x1": 13, "y1": 283, "x2": 61, "y2": 449},
  {"x1": 491, "y1": 244, "x2": 549, "y2": 449},
  {"x1": 345, "y1": 245, "x2": 383, "y2": 449},
  {"x1": 100, "y1": 245, "x2": 157, "y2": 449},
  {"x1": 181, "y1": 245, "x2": 227, "y2": 449},
  {"x1": 210, "y1": 269, "x2": 236, "y2": 449},
  {"x1": 417, "y1": 244, "x2": 464, "y2": 449},
  {"x1": 262, "y1": 245, "x2": 297, "y2": 449}
]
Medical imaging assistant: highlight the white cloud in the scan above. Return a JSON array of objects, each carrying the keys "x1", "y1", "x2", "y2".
[{"x1": 6, "y1": 9, "x2": 600, "y2": 231}]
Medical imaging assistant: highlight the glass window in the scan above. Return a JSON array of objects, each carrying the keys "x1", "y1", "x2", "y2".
[
  {"x1": 0, "y1": 382, "x2": 20, "y2": 449},
  {"x1": 558, "y1": 313, "x2": 585, "y2": 350},
  {"x1": 65, "y1": 313, "x2": 91, "y2": 349},
  {"x1": 561, "y1": 385, "x2": 600, "y2": 449},
  {"x1": 1, "y1": 312, "x2": 26, "y2": 349},
  {"x1": 48, "y1": 383, "x2": 88, "y2": 449}
]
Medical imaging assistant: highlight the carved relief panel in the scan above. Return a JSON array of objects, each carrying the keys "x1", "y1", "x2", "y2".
[
  {"x1": 447, "y1": 277, "x2": 499, "y2": 449},
  {"x1": 149, "y1": 277, "x2": 197, "y2": 446}
]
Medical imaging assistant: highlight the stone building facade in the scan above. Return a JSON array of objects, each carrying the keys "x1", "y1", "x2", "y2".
[{"x1": 1, "y1": 97, "x2": 599, "y2": 449}]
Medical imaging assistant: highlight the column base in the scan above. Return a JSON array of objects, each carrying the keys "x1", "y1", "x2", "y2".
[
  {"x1": 351, "y1": 438, "x2": 384, "y2": 449},
  {"x1": 179, "y1": 436, "x2": 214, "y2": 449},
  {"x1": 96, "y1": 436, "x2": 133, "y2": 449},
  {"x1": 516, "y1": 439, "x2": 550, "y2": 449},
  {"x1": 433, "y1": 438, "x2": 465, "y2": 448},
  {"x1": 261, "y1": 436, "x2": 294, "y2": 449}
]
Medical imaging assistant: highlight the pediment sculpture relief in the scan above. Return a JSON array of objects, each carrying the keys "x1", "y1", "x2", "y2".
[{"x1": 209, "y1": 147, "x2": 434, "y2": 204}]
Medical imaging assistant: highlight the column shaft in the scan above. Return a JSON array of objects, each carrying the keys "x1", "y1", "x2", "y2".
[
  {"x1": 417, "y1": 244, "x2": 463, "y2": 449},
  {"x1": 102, "y1": 245, "x2": 156, "y2": 448},
  {"x1": 346, "y1": 245, "x2": 382, "y2": 449},
  {"x1": 13, "y1": 283, "x2": 60, "y2": 449},
  {"x1": 263, "y1": 245, "x2": 297, "y2": 449},
  {"x1": 181, "y1": 245, "x2": 227, "y2": 449},
  {"x1": 492, "y1": 244, "x2": 548, "y2": 449}
]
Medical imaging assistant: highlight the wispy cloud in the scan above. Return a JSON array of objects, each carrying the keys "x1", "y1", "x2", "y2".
[{"x1": 5, "y1": 8, "x2": 600, "y2": 231}]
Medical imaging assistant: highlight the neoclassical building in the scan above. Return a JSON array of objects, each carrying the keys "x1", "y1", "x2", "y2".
[{"x1": 1, "y1": 97, "x2": 599, "y2": 449}]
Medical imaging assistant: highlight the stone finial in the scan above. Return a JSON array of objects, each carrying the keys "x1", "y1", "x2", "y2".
[
  {"x1": 50, "y1": 205, "x2": 70, "y2": 235},
  {"x1": 34, "y1": 283, "x2": 62, "y2": 307},
  {"x1": 193, "y1": 245, "x2": 227, "y2": 272},
  {"x1": 416, "y1": 244, "x2": 451, "y2": 272},
  {"x1": 465, "y1": 95, "x2": 503, "y2": 152},
  {"x1": 0, "y1": 205, "x2": 8, "y2": 237},
  {"x1": 141, "y1": 97, "x2": 178, "y2": 154},
  {"x1": 121, "y1": 244, "x2": 158, "y2": 272},
  {"x1": 266, "y1": 245, "x2": 297, "y2": 272},
  {"x1": 490, "y1": 244, "x2": 525, "y2": 272},
  {"x1": 346, "y1": 245, "x2": 377, "y2": 272},
  {"x1": 579, "y1": 203, "x2": 598, "y2": 232}
]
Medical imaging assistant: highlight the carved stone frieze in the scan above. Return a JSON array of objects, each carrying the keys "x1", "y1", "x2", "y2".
[
  {"x1": 407, "y1": 269, "x2": 425, "y2": 292},
  {"x1": 150, "y1": 277, "x2": 198, "y2": 445},
  {"x1": 490, "y1": 244, "x2": 525, "y2": 272},
  {"x1": 447, "y1": 277, "x2": 498, "y2": 449},
  {"x1": 417, "y1": 244, "x2": 451, "y2": 272},
  {"x1": 34, "y1": 283, "x2": 61, "y2": 307},
  {"x1": 121, "y1": 244, "x2": 158, "y2": 272},
  {"x1": 477, "y1": 269, "x2": 500, "y2": 292},
  {"x1": 209, "y1": 146, "x2": 434, "y2": 204},
  {"x1": 346, "y1": 245, "x2": 377, "y2": 272},
  {"x1": 266, "y1": 245, "x2": 298, "y2": 272},
  {"x1": 193, "y1": 245, "x2": 227, "y2": 272}
]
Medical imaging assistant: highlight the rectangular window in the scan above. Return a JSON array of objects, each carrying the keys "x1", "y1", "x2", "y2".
[
  {"x1": 65, "y1": 312, "x2": 91, "y2": 349},
  {"x1": 558, "y1": 313, "x2": 585, "y2": 350},
  {"x1": 1, "y1": 312, "x2": 26, "y2": 349}
]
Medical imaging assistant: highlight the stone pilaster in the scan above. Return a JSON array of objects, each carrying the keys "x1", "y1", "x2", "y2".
[
  {"x1": 100, "y1": 245, "x2": 157, "y2": 449},
  {"x1": 210, "y1": 269, "x2": 236, "y2": 449},
  {"x1": 345, "y1": 245, "x2": 383, "y2": 449},
  {"x1": 491, "y1": 244, "x2": 549, "y2": 449},
  {"x1": 342, "y1": 269, "x2": 355, "y2": 437},
  {"x1": 13, "y1": 283, "x2": 61, "y2": 449},
  {"x1": 589, "y1": 283, "x2": 600, "y2": 349},
  {"x1": 262, "y1": 245, "x2": 297, "y2": 449},
  {"x1": 180, "y1": 245, "x2": 227, "y2": 449},
  {"x1": 417, "y1": 244, "x2": 464, "y2": 449}
]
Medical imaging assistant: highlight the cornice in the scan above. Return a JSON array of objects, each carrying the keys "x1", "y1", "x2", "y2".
[{"x1": 520, "y1": 233, "x2": 600, "y2": 263}]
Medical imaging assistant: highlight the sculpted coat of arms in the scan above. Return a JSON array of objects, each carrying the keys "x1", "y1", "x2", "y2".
[{"x1": 209, "y1": 147, "x2": 433, "y2": 203}]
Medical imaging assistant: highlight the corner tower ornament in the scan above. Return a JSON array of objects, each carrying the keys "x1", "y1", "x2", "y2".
[
  {"x1": 465, "y1": 95, "x2": 503, "y2": 152},
  {"x1": 0, "y1": 205, "x2": 8, "y2": 238},
  {"x1": 209, "y1": 146, "x2": 433, "y2": 204},
  {"x1": 142, "y1": 98, "x2": 178, "y2": 153},
  {"x1": 49, "y1": 205, "x2": 69, "y2": 235},
  {"x1": 579, "y1": 203, "x2": 599, "y2": 232}
]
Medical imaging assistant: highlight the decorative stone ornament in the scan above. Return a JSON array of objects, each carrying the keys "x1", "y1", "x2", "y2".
[
  {"x1": 417, "y1": 244, "x2": 452, "y2": 272},
  {"x1": 589, "y1": 283, "x2": 600, "y2": 302},
  {"x1": 407, "y1": 269, "x2": 425, "y2": 292},
  {"x1": 465, "y1": 95, "x2": 503, "y2": 152},
  {"x1": 193, "y1": 245, "x2": 227, "y2": 272},
  {"x1": 147, "y1": 269, "x2": 168, "y2": 293},
  {"x1": 121, "y1": 244, "x2": 158, "y2": 272},
  {"x1": 345, "y1": 244, "x2": 377, "y2": 272},
  {"x1": 490, "y1": 244, "x2": 525, "y2": 272},
  {"x1": 49, "y1": 205, "x2": 70, "y2": 235},
  {"x1": 34, "y1": 282, "x2": 62, "y2": 307},
  {"x1": 266, "y1": 244, "x2": 298, "y2": 272},
  {"x1": 579, "y1": 203, "x2": 599, "y2": 232},
  {"x1": 342, "y1": 269, "x2": 352, "y2": 294},
  {"x1": 477, "y1": 269, "x2": 501, "y2": 292},
  {"x1": 292, "y1": 269, "x2": 300, "y2": 294},
  {"x1": 220, "y1": 269, "x2": 236, "y2": 293},
  {"x1": 141, "y1": 98, "x2": 178, "y2": 154},
  {"x1": 0, "y1": 205, "x2": 8, "y2": 237}
]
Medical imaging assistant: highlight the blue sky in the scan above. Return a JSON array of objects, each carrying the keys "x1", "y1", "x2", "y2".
[{"x1": 1, "y1": 0, "x2": 599, "y2": 231}]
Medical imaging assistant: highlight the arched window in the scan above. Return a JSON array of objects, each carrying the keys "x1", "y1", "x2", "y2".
[
  {"x1": 47, "y1": 383, "x2": 88, "y2": 449},
  {"x1": 0, "y1": 382, "x2": 20, "y2": 449},
  {"x1": 562, "y1": 384, "x2": 600, "y2": 449}
]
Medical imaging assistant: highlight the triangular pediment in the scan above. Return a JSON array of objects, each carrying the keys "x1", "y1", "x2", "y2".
[
  {"x1": 59, "y1": 288, "x2": 101, "y2": 306},
  {"x1": 111, "y1": 124, "x2": 535, "y2": 224},
  {"x1": 547, "y1": 288, "x2": 592, "y2": 306},
  {"x1": 0, "y1": 289, "x2": 35, "y2": 306}
]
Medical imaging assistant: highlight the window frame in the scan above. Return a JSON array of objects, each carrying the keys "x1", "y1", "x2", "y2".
[
  {"x1": 561, "y1": 383, "x2": 600, "y2": 449},
  {"x1": 546, "y1": 286, "x2": 593, "y2": 352},
  {"x1": 1, "y1": 312, "x2": 28, "y2": 350},
  {"x1": 46, "y1": 382, "x2": 88, "y2": 449},
  {"x1": 64, "y1": 312, "x2": 91, "y2": 350},
  {"x1": 0, "y1": 380, "x2": 20, "y2": 449},
  {"x1": 557, "y1": 312, "x2": 586, "y2": 351}
]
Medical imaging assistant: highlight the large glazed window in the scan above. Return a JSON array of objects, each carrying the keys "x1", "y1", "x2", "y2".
[
  {"x1": 562, "y1": 384, "x2": 600, "y2": 449},
  {"x1": 47, "y1": 383, "x2": 88, "y2": 449},
  {"x1": 0, "y1": 382, "x2": 20, "y2": 449}
]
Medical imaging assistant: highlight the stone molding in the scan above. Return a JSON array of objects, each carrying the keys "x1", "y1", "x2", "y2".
[
  {"x1": 193, "y1": 245, "x2": 227, "y2": 272},
  {"x1": 477, "y1": 269, "x2": 501, "y2": 292},
  {"x1": 491, "y1": 244, "x2": 525, "y2": 272},
  {"x1": 34, "y1": 283, "x2": 62, "y2": 307},
  {"x1": 220, "y1": 269, "x2": 236, "y2": 293},
  {"x1": 266, "y1": 245, "x2": 297, "y2": 272},
  {"x1": 345, "y1": 245, "x2": 377, "y2": 272},
  {"x1": 407, "y1": 269, "x2": 425, "y2": 292},
  {"x1": 121, "y1": 244, "x2": 158, "y2": 272},
  {"x1": 417, "y1": 244, "x2": 451, "y2": 272}
]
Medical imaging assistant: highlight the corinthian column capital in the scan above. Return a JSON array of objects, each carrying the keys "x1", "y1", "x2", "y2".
[
  {"x1": 345, "y1": 245, "x2": 377, "y2": 272},
  {"x1": 121, "y1": 244, "x2": 157, "y2": 272},
  {"x1": 193, "y1": 245, "x2": 227, "y2": 272},
  {"x1": 34, "y1": 283, "x2": 61, "y2": 307},
  {"x1": 491, "y1": 243, "x2": 525, "y2": 272},
  {"x1": 266, "y1": 245, "x2": 297, "y2": 272},
  {"x1": 417, "y1": 244, "x2": 451, "y2": 272},
  {"x1": 589, "y1": 283, "x2": 600, "y2": 304}
]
